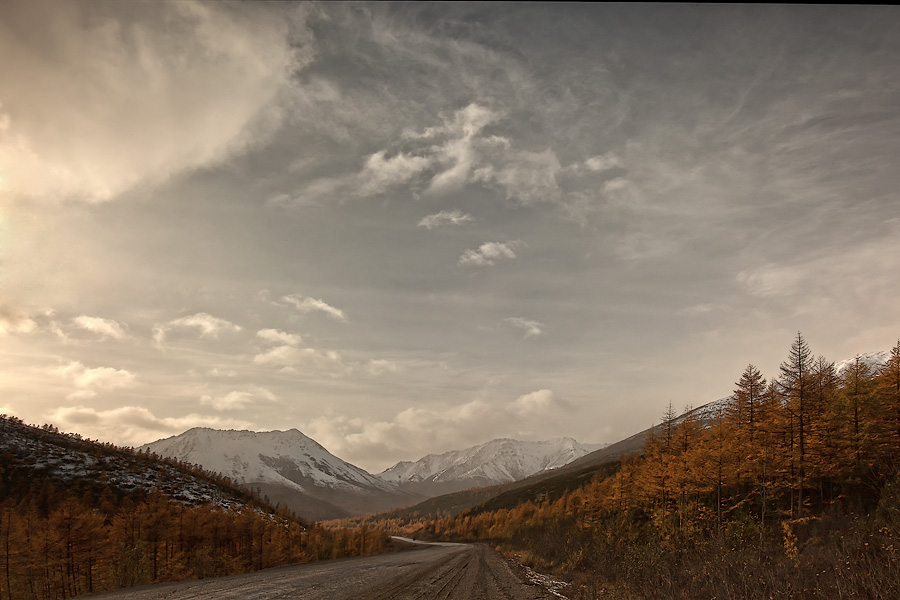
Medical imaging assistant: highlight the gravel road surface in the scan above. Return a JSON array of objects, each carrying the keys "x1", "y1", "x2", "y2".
[{"x1": 88, "y1": 541, "x2": 554, "y2": 599}]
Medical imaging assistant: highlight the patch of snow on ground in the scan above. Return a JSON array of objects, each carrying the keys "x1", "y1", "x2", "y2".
[{"x1": 513, "y1": 556, "x2": 571, "y2": 599}]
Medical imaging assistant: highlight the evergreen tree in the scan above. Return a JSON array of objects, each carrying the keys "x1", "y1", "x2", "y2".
[
  {"x1": 840, "y1": 354, "x2": 875, "y2": 472},
  {"x1": 732, "y1": 364, "x2": 766, "y2": 434},
  {"x1": 811, "y1": 356, "x2": 841, "y2": 487},
  {"x1": 778, "y1": 332, "x2": 813, "y2": 517},
  {"x1": 876, "y1": 340, "x2": 900, "y2": 451}
]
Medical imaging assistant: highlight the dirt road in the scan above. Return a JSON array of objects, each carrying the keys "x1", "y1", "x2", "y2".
[{"x1": 89, "y1": 541, "x2": 556, "y2": 599}]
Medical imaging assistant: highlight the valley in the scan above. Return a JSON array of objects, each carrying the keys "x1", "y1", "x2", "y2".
[
  {"x1": 6, "y1": 3, "x2": 900, "y2": 599},
  {"x1": 140, "y1": 430, "x2": 600, "y2": 520},
  {"x1": 2, "y1": 339, "x2": 898, "y2": 599}
]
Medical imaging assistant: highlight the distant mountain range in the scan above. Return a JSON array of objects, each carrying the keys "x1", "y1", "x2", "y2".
[
  {"x1": 141, "y1": 429, "x2": 601, "y2": 520},
  {"x1": 377, "y1": 437, "x2": 603, "y2": 497},
  {"x1": 132, "y1": 348, "x2": 896, "y2": 521}
]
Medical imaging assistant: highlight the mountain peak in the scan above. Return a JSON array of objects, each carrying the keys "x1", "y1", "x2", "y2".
[
  {"x1": 377, "y1": 437, "x2": 603, "y2": 497},
  {"x1": 140, "y1": 426, "x2": 425, "y2": 520},
  {"x1": 142, "y1": 427, "x2": 367, "y2": 491}
]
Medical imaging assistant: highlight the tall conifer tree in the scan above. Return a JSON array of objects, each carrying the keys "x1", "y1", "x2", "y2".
[
  {"x1": 876, "y1": 340, "x2": 900, "y2": 448},
  {"x1": 779, "y1": 332, "x2": 813, "y2": 517}
]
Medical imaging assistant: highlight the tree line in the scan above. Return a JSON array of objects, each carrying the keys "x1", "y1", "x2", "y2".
[
  {"x1": 408, "y1": 335, "x2": 900, "y2": 599},
  {"x1": 0, "y1": 417, "x2": 389, "y2": 599}
]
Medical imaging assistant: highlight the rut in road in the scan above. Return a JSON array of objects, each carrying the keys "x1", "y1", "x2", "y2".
[
  {"x1": 86, "y1": 543, "x2": 554, "y2": 600},
  {"x1": 363, "y1": 545, "x2": 549, "y2": 600}
]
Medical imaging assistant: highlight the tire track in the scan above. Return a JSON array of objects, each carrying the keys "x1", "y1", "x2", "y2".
[
  {"x1": 87, "y1": 543, "x2": 550, "y2": 600},
  {"x1": 359, "y1": 545, "x2": 549, "y2": 600}
]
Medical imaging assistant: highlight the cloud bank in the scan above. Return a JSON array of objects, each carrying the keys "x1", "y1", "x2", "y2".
[
  {"x1": 46, "y1": 405, "x2": 250, "y2": 447},
  {"x1": 51, "y1": 361, "x2": 137, "y2": 400},
  {"x1": 0, "y1": 0, "x2": 310, "y2": 203},
  {"x1": 304, "y1": 388, "x2": 572, "y2": 472}
]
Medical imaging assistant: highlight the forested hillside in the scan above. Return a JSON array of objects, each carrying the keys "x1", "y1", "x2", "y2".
[
  {"x1": 399, "y1": 335, "x2": 900, "y2": 599},
  {"x1": 0, "y1": 416, "x2": 389, "y2": 599}
]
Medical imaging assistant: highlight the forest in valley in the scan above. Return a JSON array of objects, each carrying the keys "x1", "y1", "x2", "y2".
[
  {"x1": 4, "y1": 333, "x2": 900, "y2": 599},
  {"x1": 362, "y1": 334, "x2": 900, "y2": 599},
  {"x1": 0, "y1": 418, "x2": 389, "y2": 600}
]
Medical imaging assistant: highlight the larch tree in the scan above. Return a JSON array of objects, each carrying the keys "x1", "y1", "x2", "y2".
[
  {"x1": 641, "y1": 403, "x2": 678, "y2": 515},
  {"x1": 733, "y1": 364, "x2": 766, "y2": 433},
  {"x1": 840, "y1": 354, "x2": 875, "y2": 472},
  {"x1": 778, "y1": 332, "x2": 813, "y2": 517},
  {"x1": 811, "y1": 356, "x2": 842, "y2": 486},
  {"x1": 875, "y1": 340, "x2": 900, "y2": 452},
  {"x1": 731, "y1": 364, "x2": 767, "y2": 488}
]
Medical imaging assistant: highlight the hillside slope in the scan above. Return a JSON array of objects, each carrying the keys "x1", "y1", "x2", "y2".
[
  {"x1": 142, "y1": 427, "x2": 424, "y2": 520},
  {"x1": 0, "y1": 416, "x2": 255, "y2": 510}
]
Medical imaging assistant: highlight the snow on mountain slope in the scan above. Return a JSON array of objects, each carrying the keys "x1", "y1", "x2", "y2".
[
  {"x1": 377, "y1": 438, "x2": 603, "y2": 496},
  {"x1": 0, "y1": 416, "x2": 253, "y2": 511},
  {"x1": 142, "y1": 427, "x2": 393, "y2": 495},
  {"x1": 140, "y1": 428, "x2": 423, "y2": 520},
  {"x1": 833, "y1": 350, "x2": 890, "y2": 377}
]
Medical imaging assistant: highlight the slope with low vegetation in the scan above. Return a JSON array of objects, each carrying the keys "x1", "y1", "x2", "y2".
[
  {"x1": 0, "y1": 416, "x2": 389, "y2": 599},
  {"x1": 396, "y1": 335, "x2": 900, "y2": 599}
]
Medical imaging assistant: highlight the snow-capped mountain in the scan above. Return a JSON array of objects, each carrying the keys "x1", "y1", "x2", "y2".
[
  {"x1": 833, "y1": 350, "x2": 890, "y2": 377},
  {"x1": 377, "y1": 438, "x2": 604, "y2": 497},
  {"x1": 141, "y1": 428, "x2": 422, "y2": 520}
]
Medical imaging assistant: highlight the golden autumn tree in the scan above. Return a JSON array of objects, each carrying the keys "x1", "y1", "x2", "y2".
[
  {"x1": 875, "y1": 340, "x2": 900, "y2": 456},
  {"x1": 730, "y1": 364, "x2": 767, "y2": 489},
  {"x1": 777, "y1": 332, "x2": 815, "y2": 517},
  {"x1": 839, "y1": 354, "x2": 876, "y2": 473}
]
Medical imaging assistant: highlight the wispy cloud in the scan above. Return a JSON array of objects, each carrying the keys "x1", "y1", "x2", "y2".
[
  {"x1": 357, "y1": 151, "x2": 431, "y2": 197},
  {"x1": 417, "y1": 210, "x2": 475, "y2": 230},
  {"x1": 511, "y1": 389, "x2": 570, "y2": 415},
  {"x1": 253, "y1": 345, "x2": 347, "y2": 374},
  {"x1": 473, "y1": 149, "x2": 563, "y2": 205},
  {"x1": 459, "y1": 241, "x2": 523, "y2": 267},
  {"x1": 367, "y1": 359, "x2": 400, "y2": 376},
  {"x1": 200, "y1": 387, "x2": 276, "y2": 411},
  {"x1": 209, "y1": 367, "x2": 238, "y2": 378},
  {"x1": 254, "y1": 322, "x2": 347, "y2": 375},
  {"x1": 256, "y1": 328, "x2": 303, "y2": 347},
  {"x1": 504, "y1": 317, "x2": 544, "y2": 338},
  {"x1": 569, "y1": 152, "x2": 624, "y2": 173},
  {"x1": 282, "y1": 98, "x2": 618, "y2": 213},
  {"x1": 678, "y1": 304, "x2": 729, "y2": 317},
  {"x1": 287, "y1": 103, "x2": 507, "y2": 204},
  {"x1": 72, "y1": 315, "x2": 128, "y2": 339},
  {"x1": 0, "y1": 306, "x2": 38, "y2": 335},
  {"x1": 735, "y1": 226, "x2": 900, "y2": 315},
  {"x1": 153, "y1": 313, "x2": 242, "y2": 346},
  {"x1": 282, "y1": 294, "x2": 348, "y2": 322},
  {"x1": 421, "y1": 103, "x2": 504, "y2": 196}
]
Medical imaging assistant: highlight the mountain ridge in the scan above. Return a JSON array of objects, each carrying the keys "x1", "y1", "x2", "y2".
[
  {"x1": 377, "y1": 436, "x2": 603, "y2": 497},
  {"x1": 141, "y1": 427, "x2": 425, "y2": 520},
  {"x1": 141, "y1": 428, "x2": 602, "y2": 519}
]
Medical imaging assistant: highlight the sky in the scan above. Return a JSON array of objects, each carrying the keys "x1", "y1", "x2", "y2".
[{"x1": 1, "y1": 2, "x2": 899, "y2": 473}]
